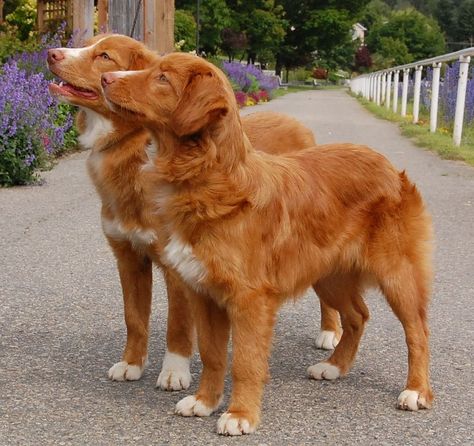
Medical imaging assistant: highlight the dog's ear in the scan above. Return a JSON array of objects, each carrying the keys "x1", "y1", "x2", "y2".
[
  {"x1": 129, "y1": 48, "x2": 155, "y2": 70},
  {"x1": 171, "y1": 71, "x2": 229, "y2": 137}
]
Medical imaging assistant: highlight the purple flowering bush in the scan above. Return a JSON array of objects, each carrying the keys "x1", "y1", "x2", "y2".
[
  {"x1": 222, "y1": 61, "x2": 278, "y2": 107},
  {"x1": 418, "y1": 62, "x2": 474, "y2": 127},
  {"x1": 0, "y1": 25, "x2": 77, "y2": 186}
]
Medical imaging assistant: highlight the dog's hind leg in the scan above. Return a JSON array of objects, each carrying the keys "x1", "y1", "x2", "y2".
[
  {"x1": 156, "y1": 269, "x2": 194, "y2": 390},
  {"x1": 308, "y1": 273, "x2": 368, "y2": 380},
  {"x1": 314, "y1": 295, "x2": 342, "y2": 350},
  {"x1": 107, "y1": 239, "x2": 152, "y2": 382},
  {"x1": 376, "y1": 258, "x2": 433, "y2": 411}
]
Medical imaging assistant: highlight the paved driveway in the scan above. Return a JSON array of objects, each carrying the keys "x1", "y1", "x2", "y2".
[{"x1": 1, "y1": 90, "x2": 473, "y2": 445}]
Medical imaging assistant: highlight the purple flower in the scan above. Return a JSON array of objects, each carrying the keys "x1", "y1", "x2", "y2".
[{"x1": 222, "y1": 62, "x2": 278, "y2": 93}]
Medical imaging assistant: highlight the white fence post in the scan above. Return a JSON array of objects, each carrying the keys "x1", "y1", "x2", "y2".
[
  {"x1": 381, "y1": 72, "x2": 387, "y2": 104},
  {"x1": 393, "y1": 70, "x2": 399, "y2": 113},
  {"x1": 412, "y1": 65, "x2": 423, "y2": 123},
  {"x1": 430, "y1": 62, "x2": 442, "y2": 133},
  {"x1": 376, "y1": 74, "x2": 382, "y2": 105},
  {"x1": 385, "y1": 71, "x2": 392, "y2": 110},
  {"x1": 453, "y1": 55, "x2": 471, "y2": 146},
  {"x1": 401, "y1": 68, "x2": 410, "y2": 117},
  {"x1": 351, "y1": 47, "x2": 474, "y2": 146}
]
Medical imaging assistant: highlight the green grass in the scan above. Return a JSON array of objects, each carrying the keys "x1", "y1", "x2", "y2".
[{"x1": 354, "y1": 95, "x2": 474, "y2": 167}]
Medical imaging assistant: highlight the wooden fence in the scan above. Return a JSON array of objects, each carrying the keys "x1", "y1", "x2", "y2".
[{"x1": 35, "y1": 0, "x2": 174, "y2": 52}]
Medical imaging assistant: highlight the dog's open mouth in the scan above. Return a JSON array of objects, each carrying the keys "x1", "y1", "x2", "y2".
[{"x1": 49, "y1": 80, "x2": 99, "y2": 100}]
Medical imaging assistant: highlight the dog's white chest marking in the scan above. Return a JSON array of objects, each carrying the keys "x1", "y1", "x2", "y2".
[
  {"x1": 102, "y1": 217, "x2": 156, "y2": 249},
  {"x1": 79, "y1": 109, "x2": 114, "y2": 150},
  {"x1": 162, "y1": 233, "x2": 207, "y2": 290}
]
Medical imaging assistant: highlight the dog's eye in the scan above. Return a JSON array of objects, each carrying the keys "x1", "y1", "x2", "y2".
[
  {"x1": 100, "y1": 52, "x2": 110, "y2": 60},
  {"x1": 158, "y1": 74, "x2": 168, "y2": 82}
]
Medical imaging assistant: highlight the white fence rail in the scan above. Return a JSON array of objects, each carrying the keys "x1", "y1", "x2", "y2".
[{"x1": 350, "y1": 48, "x2": 474, "y2": 146}]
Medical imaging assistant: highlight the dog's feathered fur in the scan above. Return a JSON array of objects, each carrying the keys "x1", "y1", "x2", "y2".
[
  {"x1": 48, "y1": 36, "x2": 341, "y2": 389},
  {"x1": 103, "y1": 53, "x2": 434, "y2": 435}
]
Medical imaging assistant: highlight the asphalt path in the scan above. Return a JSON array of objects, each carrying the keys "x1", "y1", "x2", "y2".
[{"x1": 1, "y1": 89, "x2": 473, "y2": 445}]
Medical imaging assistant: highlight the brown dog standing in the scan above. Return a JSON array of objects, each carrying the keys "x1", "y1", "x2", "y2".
[
  {"x1": 101, "y1": 53, "x2": 433, "y2": 435},
  {"x1": 47, "y1": 35, "x2": 338, "y2": 392}
]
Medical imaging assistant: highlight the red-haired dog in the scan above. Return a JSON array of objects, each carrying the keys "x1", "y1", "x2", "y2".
[
  {"x1": 47, "y1": 35, "x2": 339, "y2": 392},
  {"x1": 101, "y1": 52, "x2": 434, "y2": 435}
]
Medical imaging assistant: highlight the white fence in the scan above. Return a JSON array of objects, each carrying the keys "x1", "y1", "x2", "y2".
[{"x1": 350, "y1": 48, "x2": 474, "y2": 146}]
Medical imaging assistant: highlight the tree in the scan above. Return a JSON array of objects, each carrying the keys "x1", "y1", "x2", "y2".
[
  {"x1": 220, "y1": 28, "x2": 247, "y2": 62},
  {"x1": 176, "y1": 0, "x2": 231, "y2": 55},
  {"x1": 244, "y1": 7, "x2": 286, "y2": 64},
  {"x1": 357, "y1": 0, "x2": 391, "y2": 29},
  {"x1": 304, "y1": 8, "x2": 356, "y2": 70},
  {"x1": 224, "y1": 0, "x2": 286, "y2": 64},
  {"x1": 274, "y1": 0, "x2": 370, "y2": 76},
  {"x1": 366, "y1": 8, "x2": 446, "y2": 66},
  {"x1": 174, "y1": 9, "x2": 196, "y2": 52},
  {"x1": 354, "y1": 45, "x2": 372, "y2": 71},
  {"x1": 455, "y1": 0, "x2": 474, "y2": 46}
]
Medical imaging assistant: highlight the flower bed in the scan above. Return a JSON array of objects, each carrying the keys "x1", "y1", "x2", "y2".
[
  {"x1": 0, "y1": 26, "x2": 77, "y2": 186},
  {"x1": 222, "y1": 61, "x2": 278, "y2": 108}
]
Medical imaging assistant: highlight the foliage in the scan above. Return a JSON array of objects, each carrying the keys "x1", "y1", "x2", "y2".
[
  {"x1": 174, "y1": 9, "x2": 196, "y2": 52},
  {"x1": 231, "y1": 1, "x2": 287, "y2": 65},
  {"x1": 4, "y1": 0, "x2": 37, "y2": 41},
  {"x1": 220, "y1": 28, "x2": 247, "y2": 62},
  {"x1": 222, "y1": 60, "x2": 278, "y2": 107},
  {"x1": 0, "y1": 25, "x2": 78, "y2": 186},
  {"x1": 366, "y1": 8, "x2": 446, "y2": 67},
  {"x1": 454, "y1": 0, "x2": 474, "y2": 45},
  {"x1": 0, "y1": 25, "x2": 39, "y2": 62},
  {"x1": 222, "y1": 61, "x2": 278, "y2": 93},
  {"x1": 234, "y1": 89, "x2": 270, "y2": 108},
  {"x1": 274, "y1": 0, "x2": 370, "y2": 74},
  {"x1": 176, "y1": 0, "x2": 231, "y2": 54},
  {"x1": 357, "y1": 0, "x2": 391, "y2": 29},
  {"x1": 354, "y1": 45, "x2": 372, "y2": 71}
]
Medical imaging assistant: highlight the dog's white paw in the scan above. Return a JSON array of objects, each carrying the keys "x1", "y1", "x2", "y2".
[
  {"x1": 315, "y1": 330, "x2": 340, "y2": 350},
  {"x1": 156, "y1": 351, "x2": 191, "y2": 391},
  {"x1": 217, "y1": 412, "x2": 256, "y2": 436},
  {"x1": 108, "y1": 361, "x2": 144, "y2": 381},
  {"x1": 397, "y1": 390, "x2": 430, "y2": 411},
  {"x1": 307, "y1": 362, "x2": 340, "y2": 380},
  {"x1": 175, "y1": 395, "x2": 218, "y2": 417}
]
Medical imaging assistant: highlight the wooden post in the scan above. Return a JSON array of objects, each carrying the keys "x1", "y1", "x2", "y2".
[
  {"x1": 144, "y1": 0, "x2": 175, "y2": 53},
  {"x1": 0, "y1": 0, "x2": 4, "y2": 24},
  {"x1": 98, "y1": 0, "x2": 108, "y2": 33},
  {"x1": 37, "y1": 0, "x2": 44, "y2": 32},
  {"x1": 73, "y1": 0, "x2": 94, "y2": 44}
]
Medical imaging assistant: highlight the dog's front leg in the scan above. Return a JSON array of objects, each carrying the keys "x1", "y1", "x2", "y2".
[
  {"x1": 217, "y1": 293, "x2": 278, "y2": 436},
  {"x1": 107, "y1": 238, "x2": 152, "y2": 381},
  {"x1": 175, "y1": 294, "x2": 230, "y2": 416},
  {"x1": 157, "y1": 269, "x2": 194, "y2": 390}
]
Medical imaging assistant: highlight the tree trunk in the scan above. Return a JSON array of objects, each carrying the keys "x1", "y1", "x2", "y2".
[{"x1": 275, "y1": 54, "x2": 283, "y2": 77}]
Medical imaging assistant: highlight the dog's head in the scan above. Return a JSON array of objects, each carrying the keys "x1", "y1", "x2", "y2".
[
  {"x1": 47, "y1": 34, "x2": 157, "y2": 114},
  {"x1": 100, "y1": 52, "x2": 234, "y2": 137}
]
